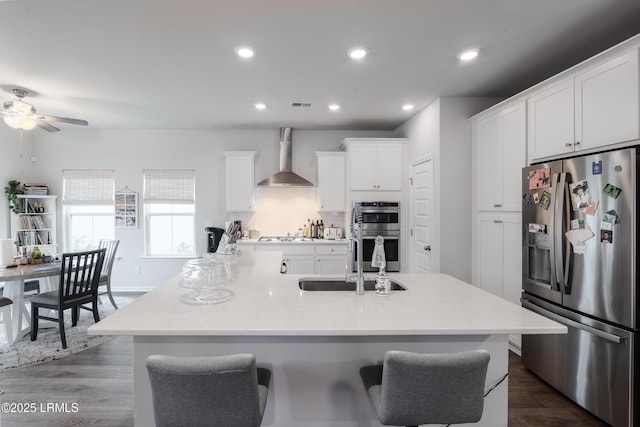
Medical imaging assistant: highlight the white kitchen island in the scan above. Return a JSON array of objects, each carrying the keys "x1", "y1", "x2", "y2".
[{"x1": 89, "y1": 250, "x2": 565, "y2": 427}]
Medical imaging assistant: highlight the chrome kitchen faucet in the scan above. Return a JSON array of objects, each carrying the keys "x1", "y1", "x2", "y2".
[{"x1": 348, "y1": 204, "x2": 365, "y2": 295}]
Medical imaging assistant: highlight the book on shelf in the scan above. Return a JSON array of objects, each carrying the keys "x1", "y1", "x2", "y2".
[
  {"x1": 19, "y1": 215, "x2": 46, "y2": 230},
  {"x1": 23, "y1": 184, "x2": 48, "y2": 195}
]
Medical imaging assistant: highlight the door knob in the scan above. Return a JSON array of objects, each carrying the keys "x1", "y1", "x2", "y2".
[{"x1": 424, "y1": 245, "x2": 431, "y2": 251}]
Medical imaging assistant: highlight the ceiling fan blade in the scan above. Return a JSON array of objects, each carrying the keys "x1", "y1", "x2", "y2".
[
  {"x1": 40, "y1": 115, "x2": 88, "y2": 126},
  {"x1": 36, "y1": 119, "x2": 60, "y2": 132}
]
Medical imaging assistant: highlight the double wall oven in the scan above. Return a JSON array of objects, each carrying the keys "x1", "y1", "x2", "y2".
[{"x1": 352, "y1": 201, "x2": 400, "y2": 272}]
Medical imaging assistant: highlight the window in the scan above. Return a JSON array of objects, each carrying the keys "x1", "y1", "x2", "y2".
[
  {"x1": 63, "y1": 170, "x2": 115, "y2": 251},
  {"x1": 143, "y1": 169, "x2": 195, "y2": 257}
]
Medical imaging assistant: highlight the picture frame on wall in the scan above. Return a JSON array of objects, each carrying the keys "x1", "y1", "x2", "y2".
[{"x1": 115, "y1": 189, "x2": 138, "y2": 228}]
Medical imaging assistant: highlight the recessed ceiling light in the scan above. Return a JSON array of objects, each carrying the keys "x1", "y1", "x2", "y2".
[
  {"x1": 402, "y1": 104, "x2": 415, "y2": 111},
  {"x1": 328, "y1": 104, "x2": 340, "y2": 111},
  {"x1": 254, "y1": 103, "x2": 266, "y2": 110},
  {"x1": 348, "y1": 47, "x2": 368, "y2": 60},
  {"x1": 458, "y1": 49, "x2": 479, "y2": 61},
  {"x1": 236, "y1": 46, "x2": 255, "y2": 58}
]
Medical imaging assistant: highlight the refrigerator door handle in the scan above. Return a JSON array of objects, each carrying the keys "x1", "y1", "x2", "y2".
[
  {"x1": 554, "y1": 172, "x2": 567, "y2": 292},
  {"x1": 522, "y1": 300, "x2": 627, "y2": 344}
]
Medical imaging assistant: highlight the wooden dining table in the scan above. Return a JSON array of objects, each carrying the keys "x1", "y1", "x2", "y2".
[{"x1": 0, "y1": 263, "x2": 61, "y2": 344}]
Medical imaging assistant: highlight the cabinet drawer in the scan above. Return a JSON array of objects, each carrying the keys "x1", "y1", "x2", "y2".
[{"x1": 315, "y1": 244, "x2": 348, "y2": 255}]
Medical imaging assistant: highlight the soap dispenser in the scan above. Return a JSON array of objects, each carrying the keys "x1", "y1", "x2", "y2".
[{"x1": 371, "y1": 236, "x2": 390, "y2": 295}]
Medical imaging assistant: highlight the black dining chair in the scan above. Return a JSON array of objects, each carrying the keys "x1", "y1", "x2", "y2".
[
  {"x1": 30, "y1": 248, "x2": 106, "y2": 349},
  {"x1": 97, "y1": 239, "x2": 120, "y2": 309}
]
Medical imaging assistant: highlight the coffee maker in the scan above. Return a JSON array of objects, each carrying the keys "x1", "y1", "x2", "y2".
[{"x1": 205, "y1": 227, "x2": 225, "y2": 253}]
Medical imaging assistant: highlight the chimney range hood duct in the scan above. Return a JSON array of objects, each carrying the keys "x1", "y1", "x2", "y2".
[{"x1": 257, "y1": 127, "x2": 313, "y2": 187}]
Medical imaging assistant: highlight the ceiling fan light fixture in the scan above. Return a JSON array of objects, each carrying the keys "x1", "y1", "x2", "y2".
[{"x1": 4, "y1": 115, "x2": 37, "y2": 130}]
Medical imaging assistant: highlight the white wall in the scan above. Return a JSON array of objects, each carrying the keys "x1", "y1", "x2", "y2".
[
  {"x1": 393, "y1": 97, "x2": 500, "y2": 282},
  {"x1": 19, "y1": 128, "x2": 390, "y2": 291},
  {"x1": 0, "y1": 127, "x2": 33, "y2": 240}
]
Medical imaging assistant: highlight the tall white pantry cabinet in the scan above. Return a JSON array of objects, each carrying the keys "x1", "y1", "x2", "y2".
[{"x1": 471, "y1": 102, "x2": 526, "y2": 307}]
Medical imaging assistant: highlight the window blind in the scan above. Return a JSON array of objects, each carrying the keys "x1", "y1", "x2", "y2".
[
  {"x1": 62, "y1": 169, "x2": 115, "y2": 204},
  {"x1": 143, "y1": 169, "x2": 195, "y2": 203}
]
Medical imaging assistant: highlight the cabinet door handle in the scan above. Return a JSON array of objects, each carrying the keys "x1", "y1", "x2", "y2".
[
  {"x1": 565, "y1": 142, "x2": 573, "y2": 147},
  {"x1": 493, "y1": 203, "x2": 502, "y2": 208},
  {"x1": 280, "y1": 262, "x2": 288, "y2": 274},
  {"x1": 574, "y1": 141, "x2": 581, "y2": 146},
  {"x1": 424, "y1": 245, "x2": 431, "y2": 251},
  {"x1": 493, "y1": 220, "x2": 503, "y2": 224}
]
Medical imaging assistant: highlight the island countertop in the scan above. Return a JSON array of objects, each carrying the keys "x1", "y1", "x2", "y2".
[{"x1": 89, "y1": 250, "x2": 565, "y2": 337}]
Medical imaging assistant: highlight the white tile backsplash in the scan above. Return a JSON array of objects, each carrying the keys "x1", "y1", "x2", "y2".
[{"x1": 242, "y1": 187, "x2": 344, "y2": 236}]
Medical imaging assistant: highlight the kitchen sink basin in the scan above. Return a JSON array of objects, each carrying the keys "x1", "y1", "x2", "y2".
[{"x1": 298, "y1": 278, "x2": 406, "y2": 291}]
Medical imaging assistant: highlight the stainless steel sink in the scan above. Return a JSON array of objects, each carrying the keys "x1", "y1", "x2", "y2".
[{"x1": 298, "y1": 278, "x2": 406, "y2": 291}]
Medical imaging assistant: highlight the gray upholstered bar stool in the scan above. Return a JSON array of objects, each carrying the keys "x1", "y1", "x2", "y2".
[
  {"x1": 359, "y1": 349, "x2": 490, "y2": 427},
  {"x1": 146, "y1": 353, "x2": 271, "y2": 427}
]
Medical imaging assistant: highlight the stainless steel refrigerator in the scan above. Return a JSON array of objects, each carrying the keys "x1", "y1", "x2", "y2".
[{"x1": 521, "y1": 147, "x2": 638, "y2": 427}]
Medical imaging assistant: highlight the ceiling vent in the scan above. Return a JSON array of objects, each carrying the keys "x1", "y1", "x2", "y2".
[{"x1": 291, "y1": 102, "x2": 313, "y2": 108}]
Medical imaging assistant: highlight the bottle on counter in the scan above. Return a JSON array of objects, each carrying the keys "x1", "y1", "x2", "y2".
[
  {"x1": 318, "y1": 220, "x2": 324, "y2": 239},
  {"x1": 306, "y1": 219, "x2": 311, "y2": 237},
  {"x1": 311, "y1": 220, "x2": 317, "y2": 238}
]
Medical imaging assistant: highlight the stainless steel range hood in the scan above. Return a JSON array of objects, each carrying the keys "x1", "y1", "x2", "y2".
[{"x1": 257, "y1": 127, "x2": 313, "y2": 187}]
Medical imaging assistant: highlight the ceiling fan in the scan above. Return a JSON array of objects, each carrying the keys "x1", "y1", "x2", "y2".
[{"x1": 1, "y1": 88, "x2": 88, "y2": 132}]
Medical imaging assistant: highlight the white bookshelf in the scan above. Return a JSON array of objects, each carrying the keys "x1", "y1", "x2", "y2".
[{"x1": 10, "y1": 194, "x2": 58, "y2": 256}]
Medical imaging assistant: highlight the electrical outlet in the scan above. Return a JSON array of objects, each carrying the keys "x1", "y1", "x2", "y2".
[{"x1": 134, "y1": 265, "x2": 141, "y2": 274}]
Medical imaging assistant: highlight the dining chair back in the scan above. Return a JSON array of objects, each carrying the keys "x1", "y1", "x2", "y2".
[
  {"x1": 30, "y1": 248, "x2": 106, "y2": 349},
  {"x1": 98, "y1": 239, "x2": 119, "y2": 309}
]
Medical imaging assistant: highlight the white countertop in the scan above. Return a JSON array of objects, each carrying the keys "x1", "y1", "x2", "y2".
[{"x1": 89, "y1": 250, "x2": 565, "y2": 337}]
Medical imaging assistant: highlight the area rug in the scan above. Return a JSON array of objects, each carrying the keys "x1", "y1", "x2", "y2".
[{"x1": 0, "y1": 296, "x2": 133, "y2": 372}]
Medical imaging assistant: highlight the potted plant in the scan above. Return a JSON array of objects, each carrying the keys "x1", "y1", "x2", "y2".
[{"x1": 4, "y1": 180, "x2": 23, "y2": 214}]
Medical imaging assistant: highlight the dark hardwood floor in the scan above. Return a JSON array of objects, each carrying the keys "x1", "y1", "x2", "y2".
[
  {"x1": 0, "y1": 337, "x2": 609, "y2": 426},
  {"x1": 508, "y1": 351, "x2": 609, "y2": 427}
]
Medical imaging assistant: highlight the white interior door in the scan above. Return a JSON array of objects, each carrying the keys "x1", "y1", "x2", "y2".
[{"x1": 410, "y1": 157, "x2": 434, "y2": 273}]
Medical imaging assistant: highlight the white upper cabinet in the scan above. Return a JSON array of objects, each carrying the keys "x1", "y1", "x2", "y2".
[
  {"x1": 528, "y1": 49, "x2": 639, "y2": 161},
  {"x1": 474, "y1": 101, "x2": 526, "y2": 211},
  {"x1": 528, "y1": 79, "x2": 574, "y2": 160},
  {"x1": 345, "y1": 140, "x2": 404, "y2": 191},
  {"x1": 316, "y1": 152, "x2": 346, "y2": 212},
  {"x1": 224, "y1": 151, "x2": 256, "y2": 212},
  {"x1": 575, "y1": 49, "x2": 639, "y2": 150}
]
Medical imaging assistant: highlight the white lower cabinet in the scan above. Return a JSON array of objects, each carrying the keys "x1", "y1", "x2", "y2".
[
  {"x1": 282, "y1": 255, "x2": 314, "y2": 274},
  {"x1": 238, "y1": 242, "x2": 348, "y2": 274},
  {"x1": 314, "y1": 244, "x2": 349, "y2": 274},
  {"x1": 475, "y1": 213, "x2": 522, "y2": 305},
  {"x1": 475, "y1": 212, "x2": 522, "y2": 350}
]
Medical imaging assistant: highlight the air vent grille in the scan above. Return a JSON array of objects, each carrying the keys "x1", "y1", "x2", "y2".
[{"x1": 291, "y1": 102, "x2": 313, "y2": 108}]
